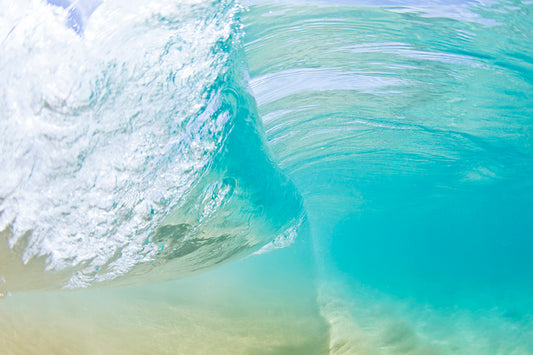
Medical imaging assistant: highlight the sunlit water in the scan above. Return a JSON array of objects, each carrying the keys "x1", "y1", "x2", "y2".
[{"x1": 1, "y1": 0, "x2": 533, "y2": 353}]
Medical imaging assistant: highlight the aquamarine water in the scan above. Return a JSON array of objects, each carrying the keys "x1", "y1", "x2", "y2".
[{"x1": 1, "y1": 0, "x2": 532, "y2": 353}]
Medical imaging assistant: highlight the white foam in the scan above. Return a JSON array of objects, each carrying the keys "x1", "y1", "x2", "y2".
[
  {"x1": 0, "y1": 0, "x2": 238, "y2": 287},
  {"x1": 252, "y1": 215, "x2": 301, "y2": 255}
]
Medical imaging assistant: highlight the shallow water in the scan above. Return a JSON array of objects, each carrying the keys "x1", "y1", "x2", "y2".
[
  {"x1": 0, "y1": 241, "x2": 328, "y2": 354},
  {"x1": 1, "y1": 0, "x2": 533, "y2": 353}
]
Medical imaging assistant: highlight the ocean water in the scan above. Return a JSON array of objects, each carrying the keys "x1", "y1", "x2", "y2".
[{"x1": 1, "y1": 0, "x2": 532, "y2": 353}]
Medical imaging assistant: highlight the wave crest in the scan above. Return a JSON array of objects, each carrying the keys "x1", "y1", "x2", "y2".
[{"x1": 0, "y1": 0, "x2": 302, "y2": 290}]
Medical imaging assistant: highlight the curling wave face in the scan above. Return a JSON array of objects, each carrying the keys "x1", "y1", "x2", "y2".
[{"x1": 0, "y1": 0, "x2": 302, "y2": 290}]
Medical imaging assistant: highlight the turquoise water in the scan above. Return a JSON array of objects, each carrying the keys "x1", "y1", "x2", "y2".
[
  {"x1": 243, "y1": 1, "x2": 533, "y2": 352},
  {"x1": 1, "y1": 0, "x2": 533, "y2": 353}
]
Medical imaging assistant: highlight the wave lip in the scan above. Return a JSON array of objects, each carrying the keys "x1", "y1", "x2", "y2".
[{"x1": 0, "y1": 0, "x2": 302, "y2": 291}]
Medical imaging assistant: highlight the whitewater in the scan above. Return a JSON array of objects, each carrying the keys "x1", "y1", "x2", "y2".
[{"x1": 1, "y1": 0, "x2": 533, "y2": 353}]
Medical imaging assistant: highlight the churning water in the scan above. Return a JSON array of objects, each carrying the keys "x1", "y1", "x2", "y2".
[{"x1": 1, "y1": 0, "x2": 532, "y2": 353}]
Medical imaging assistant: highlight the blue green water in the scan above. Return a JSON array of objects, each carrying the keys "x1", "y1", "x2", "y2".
[
  {"x1": 243, "y1": 0, "x2": 533, "y2": 351},
  {"x1": 1, "y1": 0, "x2": 533, "y2": 353}
]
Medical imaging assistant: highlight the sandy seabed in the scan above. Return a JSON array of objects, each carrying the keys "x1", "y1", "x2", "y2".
[{"x1": 0, "y1": 247, "x2": 329, "y2": 355}]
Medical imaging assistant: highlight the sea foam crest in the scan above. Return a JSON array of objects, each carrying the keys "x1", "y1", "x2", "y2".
[{"x1": 0, "y1": 0, "x2": 239, "y2": 287}]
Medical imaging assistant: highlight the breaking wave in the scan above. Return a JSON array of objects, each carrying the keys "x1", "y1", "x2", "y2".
[{"x1": 0, "y1": 0, "x2": 301, "y2": 290}]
